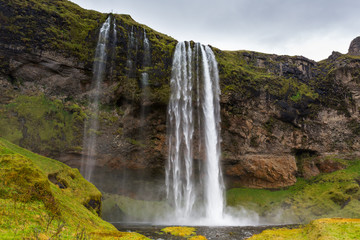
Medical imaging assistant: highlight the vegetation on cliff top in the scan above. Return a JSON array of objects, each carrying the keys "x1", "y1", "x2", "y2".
[
  {"x1": 0, "y1": 0, "x2": 177, "y2": 105},
  {"x1": 0, "y1": 137, "x2": 149, "y2": 239}
]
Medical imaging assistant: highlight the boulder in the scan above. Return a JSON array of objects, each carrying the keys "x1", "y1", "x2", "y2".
[{"x1": 224, "y1": 155, "x2": 297, "y2": 189}]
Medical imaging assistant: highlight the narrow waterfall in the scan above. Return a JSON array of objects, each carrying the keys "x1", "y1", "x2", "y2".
[
  {"x1": 80, "y1": 16, "x2": 112, "y2": 181},
  {"x1": 141, "y1": 29, "x2": 151, "y2": 87},
  {"x1": 113, "y1": 20, "x2": 117, "y2": 44},
  {"x1": 166, "y1": 41, "x2": 225, "y2": 223},
  {"x1": 126, "y1": 26, "x2": 137, "y2": 77},
  {"x1": 140, "y1": 29, "x2": 151, "y2": 137}
]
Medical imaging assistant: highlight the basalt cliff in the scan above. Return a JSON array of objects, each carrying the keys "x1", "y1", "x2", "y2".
[{"x1": 1, "y1": 0, "x2": 360, "y2": 196}]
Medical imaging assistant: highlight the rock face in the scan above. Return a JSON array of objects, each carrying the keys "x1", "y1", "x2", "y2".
[
  {"x1": 224, "y1": 155, "x2": 297, "y2": 188},
  {"x1": 1, "y1": 1, "x2": 360, "y2": 195},
  {"x1": 348, "y1": 37, "x2": 360, "y2": 56},
  {"x1": 301, "y1": 156, "x2": 346, "y2": 180}
]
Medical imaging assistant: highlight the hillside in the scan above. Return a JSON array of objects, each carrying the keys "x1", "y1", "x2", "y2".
[{"x1": 0, "y1": 137, "x2": 148, "y2": 239}]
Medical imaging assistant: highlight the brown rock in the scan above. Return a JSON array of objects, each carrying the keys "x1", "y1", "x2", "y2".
[
  {"x1": 302, "y1": 160, "x2": 320, "y2": 179},
  {"x1": 317, "y1": 159, "x2": 345, "y2": 173},
  {"x1": 301, "y1": 157, "x2": 346, "y2": 179},
  {"x1": 348, "y1": 36, "x2": 360, "y2": 56},
  {"x1": 224, "y1": 155, "x2": 297, "y2": 189}
]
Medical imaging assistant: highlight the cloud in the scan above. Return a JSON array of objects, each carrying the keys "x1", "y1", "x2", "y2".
[{"x1": 71, "y1": 0, "x2": 360, "y2": 60}]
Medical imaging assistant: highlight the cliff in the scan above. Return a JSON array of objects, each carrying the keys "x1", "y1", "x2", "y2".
[{"x1": 1, "y1": 0, "x2": 360, "y2": 194}]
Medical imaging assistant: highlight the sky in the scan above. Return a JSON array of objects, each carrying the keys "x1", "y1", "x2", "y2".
[{"x1": 70, "y1": 0, "x2": 360, "y2": 61}]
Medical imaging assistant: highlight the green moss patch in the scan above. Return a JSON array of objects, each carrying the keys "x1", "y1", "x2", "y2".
[
  {"x1": 0, "y1": 137, "x2": 148, "y2": 239},
  {"x1": 249, "y1": 218, "x2": 360, "y2": 240},
  {"x1": 162, "y1": 227, "x2": 196, "y2": 238},
  {"x1": 0, "y1": 94, "x2": 85, "y2": 155}
]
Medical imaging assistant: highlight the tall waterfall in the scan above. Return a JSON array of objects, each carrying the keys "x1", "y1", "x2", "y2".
[
  {"x1": 166, "y1": 41, "x2": 225, "y2": 223},
  {"x1": 80, "y1": 16, "x2": 112, "y2": 181}
]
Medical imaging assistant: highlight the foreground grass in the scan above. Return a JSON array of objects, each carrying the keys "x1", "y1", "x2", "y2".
[
  {"x1": 249, "y1": 218, "x2": 360, "y2": 240},
  {"x1": 0, "y1": 137, "x2": 149, "y2": 239},
  {"x1": 227, "y1": 156, "x2": 360, "y2": 223}
]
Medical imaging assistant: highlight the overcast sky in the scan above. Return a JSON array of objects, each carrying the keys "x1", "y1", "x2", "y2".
[{"x1": 71, "y1": 0, "x2": 360, "y2": 61}]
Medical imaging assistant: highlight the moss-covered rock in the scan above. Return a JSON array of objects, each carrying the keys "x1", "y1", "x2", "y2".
[{"x1": 0, "y1": 93, "x2": 85, "y2": 156}]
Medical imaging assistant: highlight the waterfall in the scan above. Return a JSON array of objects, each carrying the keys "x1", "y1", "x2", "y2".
[
  {"x1": 113, "y1": 19, "x2": 117, "y2": 45},
  {"x1": 80, "y1": 16, "x2": 112, "y2": 181},
  {"x1": 166, "y1": 41, "x2": 225, "y2": 223},
  {"x1": 126, "y1": 26, "x2": 137, "y2": 77},
  {"x1": 141, "y1": 29, "x2": 151, "y2": 87},
  {"x1": 140, "y1": 29, "x2": 151, "y2": 130},
  {"x1": 200, "y1": 45, "x2": 224, "y2": 220}
]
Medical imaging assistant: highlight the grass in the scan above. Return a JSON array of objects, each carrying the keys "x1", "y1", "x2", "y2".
[
  {"x1": 227, "y1": 156, "x2": 360, "y2": 223},
  {"x1": 249, "y1": 218, "x2": 360, "y2": 240},
  {"x1": 0, "y1": 137, "x2": 149, "y2": 239}
]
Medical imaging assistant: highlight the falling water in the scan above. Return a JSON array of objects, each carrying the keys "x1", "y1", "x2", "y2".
[
  {"x1": 200, "y1": 45, "x2": 224, "y2": 220},
  {"x1": 166, "y1": 41, "x2": 226, "y2": 224},
  {"x1": 113, "y1": 19, "x2": 117, "y2": 44},
  {"x1": 80, "y1": 16, "x2": 112, "y2": 181},
  {"x1": 126, "y1": 26, "x2": 137, "y2": 77},
  {"x1": 141, "y1": 29, "x2": 151, "y2": 87},
  {"x1": 140, "y1": 29, "x2": 151, "y2": 130},
  {"x1": 166, "y1": 41, "x2": 195, "y2": 219}
]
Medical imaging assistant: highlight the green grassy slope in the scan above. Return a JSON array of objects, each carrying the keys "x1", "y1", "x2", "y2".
[
  {"x1": 249, "y1": 218, "x2": 360, "y2": 240},
  {"x1": 227, "y1": 156, "x2": 360, "y2": 224},
  {"x1": 0, "y1": 137, "x2": 149, "y2": 239}
]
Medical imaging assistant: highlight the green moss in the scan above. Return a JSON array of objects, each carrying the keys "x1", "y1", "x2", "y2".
[
  {"x1": 126, "y1": 138, "x2": 146, "y2": 148},
  {"x1": 0, "y1": 94, "x2": 84, "y2": 155},
  {"x1": 161, "y1": 227, "x2": 196, "y2": 238},
  {"x1": 214, "y1": 49, "x2": 319, "y2": 117},
  {"x1": 189, "y1": 236, "x2": 207, "y2": 240},
  {"x1": 0, "y1": 137, "x2": 148, "y2": 239},
  {"x1": 249, "y1": 228, "x2": 305, "y2": 240},
  {"x1": 227, "y1": 157, "x2": 360, "y2": 223},
  {"x1": 249, "y1": 218, "x2": 360, "y2": 240}
]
